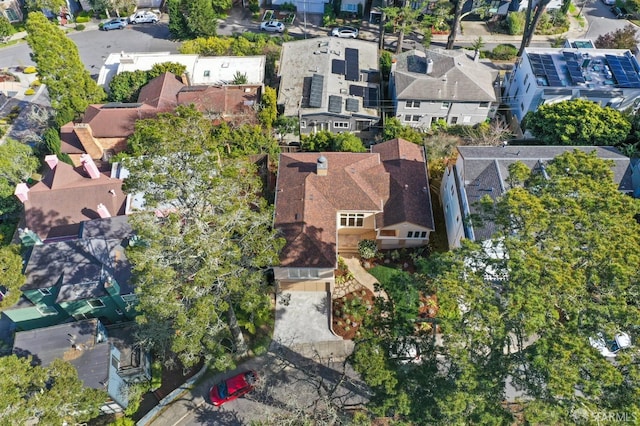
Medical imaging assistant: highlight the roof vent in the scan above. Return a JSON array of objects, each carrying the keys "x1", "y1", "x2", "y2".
[{"x1": 317, "y1": 155, "x2": 328, "y2": 176}]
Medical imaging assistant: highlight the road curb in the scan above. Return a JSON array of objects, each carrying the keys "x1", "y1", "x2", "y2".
[{"x1": 136, "y1": 363, "x2": 209, "y2": 426}]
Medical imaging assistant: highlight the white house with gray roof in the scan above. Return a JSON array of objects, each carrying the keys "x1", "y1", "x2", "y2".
[
  {"x1": 441, "y1": 145, "x2": 634, "y2": 249},
  {"x1": 390, "y1": 49, "x2": 498, "y2": 129},
  {"x1": 504, "y1": 45, "x2": 640, "y2": 124},
  {"x1": 277, "y1": 37, "x2": 381, "y2": 142}
]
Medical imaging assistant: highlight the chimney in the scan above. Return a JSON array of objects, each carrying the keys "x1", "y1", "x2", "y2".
[
  {"x1": 97, "y1": 203, "x2": 111, "y2": 218},
  {"x1": 44, "y1": 154, "x2": 58, "y2": 170},
  {"x1": 14, "y1": 183, "x2": 29, "y2": 203},
  {"x1": 316, "y1": 155, "x2": 328, "y2": 176},
  {"x1": 81, "y1": 154, "x2": 101, "y2": 179},
  {"x1": 426, "y1": 58, "x2": 434, "y2": 74}
]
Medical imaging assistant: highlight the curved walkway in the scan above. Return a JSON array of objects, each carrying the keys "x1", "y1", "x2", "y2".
[{"x1": 339, "y1": 256, "x2": 388, "y2": 301}]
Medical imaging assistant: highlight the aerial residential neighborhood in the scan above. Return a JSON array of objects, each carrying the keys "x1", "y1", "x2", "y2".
[{"x1": 0, "y1": 0, "x2": 639, "y2": 424}]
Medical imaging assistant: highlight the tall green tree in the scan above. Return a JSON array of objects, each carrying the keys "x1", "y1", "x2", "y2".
[
  {"x1": 25, "y1": 0, "x2": 66, "y2": 12},
  {"x1": 0, "y1": 139, "x2": 39, "y2": 218},
  {"x1": 382, "y1": 116, "x2": 424, "y2": 144},
  {"x1": 185, "y1": 0, "x2": 218, "y2": 37},
  {"x1": 524, "y1": 99, "x2": 631, "y2": 146},
  {"x1": 26, "y1": 12, "x2": 105, "y2": 125},
  {"x1": 382, "y1": 0, "x2": 426, "y2": 54},
  {"x1": 595, "y1": 24, "x2": 639, "y2": 52},
  {"x1": 258, "y1": 86, "x2": 277, "y2": 130},
  {"x1": 124, "y1": 154, "x2": 284, "y2": 368},
  {"x1": 0, "y1": 355, "x2": 106, "y2": 424},
  {"x1": 517, "y1": 0, "x2": 552, "y2": 56},
  {"x1": 355, "y1": 150, "x2": 640, "y2": 423},
  {"x1": 301, "y1": 131, "x2": 367, "y2": 152},
  {"x1": 0, "y1": 244, "x2": 25, "y2": 308},
  {"x1": 0, "y1": 16, "x2": 13, "y2": 42}
]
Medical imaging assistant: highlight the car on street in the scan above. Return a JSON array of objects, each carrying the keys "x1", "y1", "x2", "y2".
[
  {"x1": 331, "y1": 26, "x2": 359, "y2": 38},
  {"x1": 102, "y1": 18, "x2": 127, "y2": 31},
  {"x1": 209, "y1": 370, "x2": 258, "y2": 406},
  {"x1": 260, "y1": 20, "x2": 284, "y2": 32},
  {"x1": 129, "y1": 10, "x2": 159, "y2": 24},
  {"x1": 611, "y1": 5, "x2": 631, "y2": 18}
]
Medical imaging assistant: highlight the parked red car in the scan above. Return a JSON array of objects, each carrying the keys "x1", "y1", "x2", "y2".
[{"x1": 209, "y1": 370, "x2": 258, "y2": 406}]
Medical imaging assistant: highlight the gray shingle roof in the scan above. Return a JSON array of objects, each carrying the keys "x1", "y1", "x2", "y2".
[{"x1": 393, "y1": 49, "x2": 497, "y2": 102}]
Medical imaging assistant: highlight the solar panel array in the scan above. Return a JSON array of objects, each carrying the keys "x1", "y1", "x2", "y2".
[
  {"x1": 346, "y1": 98, "x2": 359, "y2": 112},
  {"x1": 309, "y1": 74, "x2": 324, "y2": 108},
  {"x1": 566, "y1": 59, "x2": 585, "y2": 84},
  {"x1": 332, "y1": 59, "x2": 345, "y2": 75},
  {"x1": 605, "y1": 54, "x2": 640, "y2": 88},
  {"x1": 349, "y1": 85, "x2": 365, "y2": 97},
  {"x1": 328, "y1": 95, "x2": 342, "y2": 113},
  {"x1": 345, "y1": 48, "x2": 359, "y2": 82},
  {"x1": 364, "y1": 87, "x2": 378, "y2": 108},
  {"x1": 529, "y1": 53, "x2": 562, "y2": 87}
]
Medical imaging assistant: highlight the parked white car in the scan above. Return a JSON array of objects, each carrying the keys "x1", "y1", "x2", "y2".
[
  {"x1": 589, "y1": 332, "x2": 632, "y2": 358},
  {"x1": 260, "y1": 20, "x2": 284, "y2": 33},
  {"x1": 129, "y1": 11, "x2": 159, "y2": 24}
]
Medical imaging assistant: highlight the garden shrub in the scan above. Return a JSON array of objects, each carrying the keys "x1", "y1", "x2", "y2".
[
  {"x1": 75, "y1": 24, "x2": 85, "y2": 31},
  {"x1": 358, "y1": 239, "x2": 378, "y2": 260},
  {"x1": 24, "y1": 88, "x2": 35, "y2": 95},
  {"x1": 23, "y1": 66, "x2": 37, "y2": 74},
  {"x1": 30, "y1": 79, "x2": 41, "y2": 87},
  {"x1": 75, "y1": 15, "x2": 90, "y2": 23},
  {"x1": 491, "y1": 44, "x2": 518, "y2": 61},
  {"x1": 507, "y1": 11, "x2": 525, "y2": 35}
]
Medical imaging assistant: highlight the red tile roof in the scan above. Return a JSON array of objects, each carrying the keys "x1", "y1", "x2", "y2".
[
  {"x1": 274, "y1": 138, "x2": 434, "y2": 268},
  {"x1": 177, "y1": 85, "x2": 261, "y2": 125},
  {"x1": 22, "y1": 161, "x2": 127, "y2": 240},
  {"x1": 137, "y1": 72, "x2": 185, "y2": 110}
]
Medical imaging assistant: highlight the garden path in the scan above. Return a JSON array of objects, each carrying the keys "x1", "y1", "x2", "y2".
[{"x1": 340, "y1": 256, "x2": 388, "y2": 301}]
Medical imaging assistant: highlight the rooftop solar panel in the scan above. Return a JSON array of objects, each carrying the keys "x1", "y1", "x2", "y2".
[
  {"x1": 332, "y1": 59, "x2": 345, "y2": 75},
  {"x1": 328, "y1": 95, "x2": 342, "y2": 113},
  {"x1": 345, "y1": 48, "x2": 359, "y2": 82},
  {"x1": 345, "y1": 98, "x2": 359, "y2": 112},
  {"x1": 309, "y1": 74, "x2": 324, "y2": 108},
  {"x1": 349, "y1": 85, "x2": 365, "y2": 97},
  {"x1": 364, "y1": 87, "x2": 378, "y2": 108}
]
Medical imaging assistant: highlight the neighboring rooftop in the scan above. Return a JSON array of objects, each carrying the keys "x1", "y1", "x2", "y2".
[
  {"x1": 522, "y1": 46, "x2": 640, "y2": 89},
  {"x1": 457, "y1": 145, "x2": 634, "y2": 240},
  {"x1": 393, "y1": 49, "x2": 497, "y2": 102},
  {"x1": 20, "y1": 159, "x2": 128, "y2": 240},
  {"x1": 13, "y1": 319, "x2": 110, "y2": 390},
  {"x1": 98, "y1": 52, "x2": 265, "y2": 89},
  {"x1": 277, "y1": 37, "x2": 380, "y2": 118}
]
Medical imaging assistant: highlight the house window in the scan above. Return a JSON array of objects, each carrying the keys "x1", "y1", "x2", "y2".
[
  {"x1": 334, "y1": 121, "x2": 349, "y2": 129},
  {"x1": 288, "y1": 269, "x2": 320, "y2": 279},
  {"x1": 379, "y1": 229, "x2": 396, "y2": 237},
  {"x1": 344, "y1": 3, "x2": 357, "y2": 11},
  {"x1": 405, "y1": 100, "x2": 420, "y2": 108},
  {"x1": 121, "y1": 294, "x2": 138, "y2": 303},
  {"x1": 450, "y1": 185, "x2": 454, "y2": 196},
  {"x1": 441, "y1": 102, "x2": 451, "y2": 109},
  {"x1": 479, "y1": 102, "x2": 490, "y2": 108},
  {"x1": 355, "y1": 120, "x2": 370, "y2": 131},
  {"x1": 38, "y1": 288, "x2": 51, "y2": 296},
  {"x1": 340, "y1": 213, "x2": 364, "y2": 227},
  {"x1": 300, "y1": 120, "x2": 306, "y2": 129},
  {"x1": 37, "y1": 305, "x2": 58, "y2": 316},
  {"x1": 203, "y1": 70, "x2": 210, "y2": 77},
  {"x1": 407, "y1": 231, "x2": 427, "y2": 238},
  {"x1": 526, "y1": 83, "x2": 531, "y2": 93},
  {"x1": 88, "y1": 299, "x2": 105, "y2": 308},
  {"x1": 524, "y1": 73, "x2": 529, "y2": 86},
  {"x1": 451, "y1": 116, "x2": 458, "y2": 124},
  {"x1": 520, "y1": 102, "x2": 525, "y2": 111},
  {"x1": 404, "y1": 115, "x2": 420, "y2": 122},
  {"x1": 5, "y1": 9, "x2": 19, "y2": 21}
]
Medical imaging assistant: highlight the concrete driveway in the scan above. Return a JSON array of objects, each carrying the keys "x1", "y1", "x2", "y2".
[{"x1": 272, "y1": 291, "x2": 340, "y2": 345}]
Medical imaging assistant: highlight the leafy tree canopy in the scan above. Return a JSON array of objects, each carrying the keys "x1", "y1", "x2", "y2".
[
  {"x1": 382, "y1": 117, "x2": 425, "y2": 144},
  {"x1": 524, "y1": 99, "x2": 631, "y2": 146},
  {"x1": 168, "y1": 0, "x2": 230, "y2": 39},
  {"x1": 301, "y1": 131, "x2": 367, "y2": 152},
  {"x1": 0, "y1": 139, "x2": 39, "y2": 217},
  {"x1": 108, "y1": 62, "x2": 187, "y2": 103},
  {"x1": 0, "y1": 244, "x2": 25, "y2": 308},
  {"x1": 124, "y1": 154, "x2": 284, "y2": 368},
  {"x1": 356, "y1": 150, "x2": 640, "y2": 423},
  {"x1": 595, "y1": 24, "x2": 639, "y2": 53},
  {"x1": 212, "y1": 122, "x2": 280, "y2": 158},
  {"x1": 258, "y1": 86, "x2": 277, "y2": 129},
  {"x1": 0, "y1": 15, "x2": 13, "y2": 39},
  {"x1": 0, "y1": 355, "x2": 106, "y2": 424},
  {"x1": 26, "y1": 12, "x2": 105, "y2": 124},
  {"x1": 25, "y1": 0, "x2": 66, "y2": 12}
]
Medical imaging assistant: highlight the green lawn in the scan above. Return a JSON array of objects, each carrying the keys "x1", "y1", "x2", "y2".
[{"x1": 368, "y1": 265, "x2": 412, "y2": 287}]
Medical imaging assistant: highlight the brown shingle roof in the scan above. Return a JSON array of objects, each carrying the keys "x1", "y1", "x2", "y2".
[
  {"x1": 274, "y1": 138, "x2": 434, "y2": 268},
  {"x1": 82, "y1": 104, "x2": 156, "y2": 138},
  {"x1": 137, "y1": 72, "x2": 185, "y2": 110},
  {"x1": 177, "y1": 85, "x2": 261, "y2": 125},
  {"x1": 23, "y1": 161, "x2": 127, "y2": 240}
]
